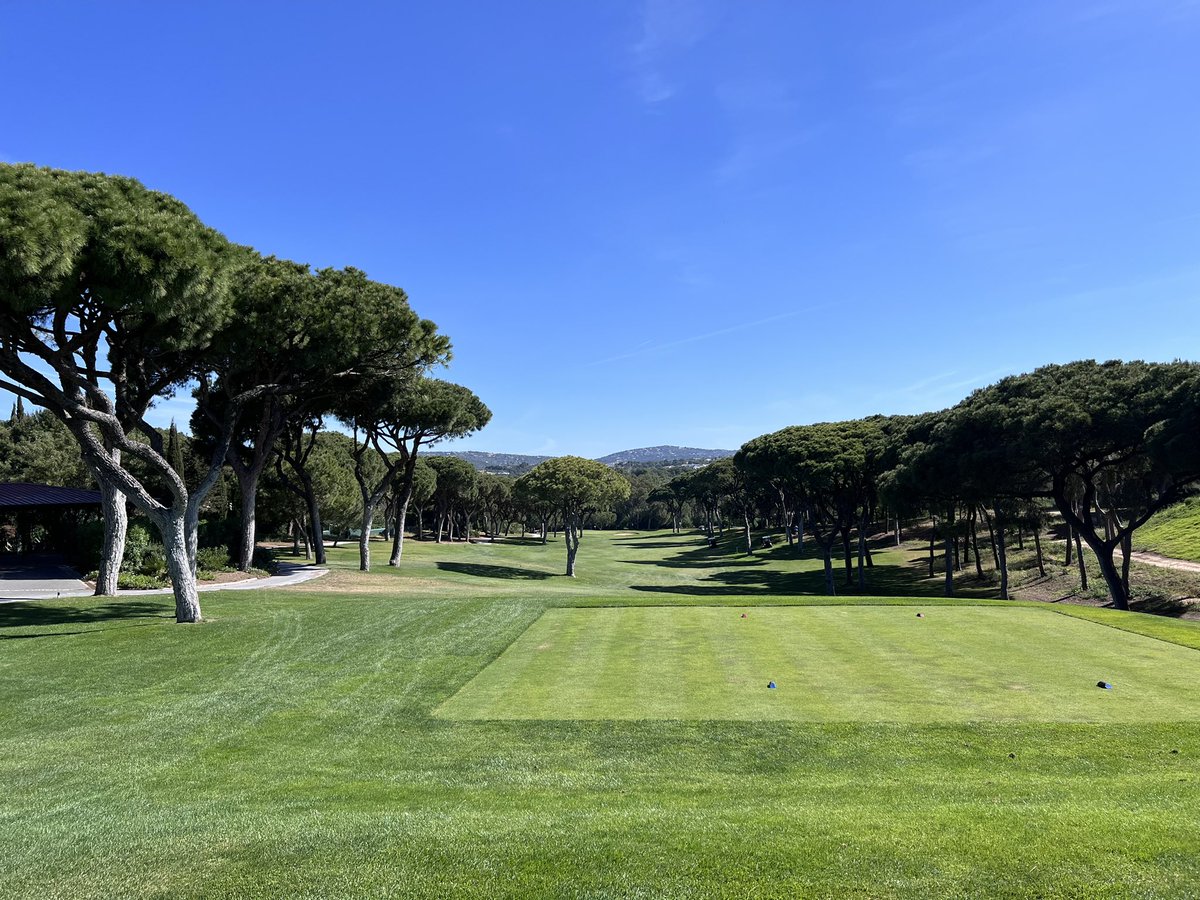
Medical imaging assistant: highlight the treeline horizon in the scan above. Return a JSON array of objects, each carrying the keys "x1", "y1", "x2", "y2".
[{"x1": 3, "y1": 165, "x2": 1198, "y2": 618}]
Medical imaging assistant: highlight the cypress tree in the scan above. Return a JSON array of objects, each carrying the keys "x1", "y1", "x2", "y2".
[{"x1": 168, "y1": 421, "x2": 186, "y2": 478}]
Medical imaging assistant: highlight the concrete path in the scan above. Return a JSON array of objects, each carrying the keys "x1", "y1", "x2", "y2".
[
  {"x1": 0, "y1": 560, "x2": 328, "y2": 603},
  {"x1": 0, "y1": 554, "x2": 91, "y2": 600}
]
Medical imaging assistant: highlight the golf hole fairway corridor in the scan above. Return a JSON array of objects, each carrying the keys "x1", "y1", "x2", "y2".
[{"x1": 437, "y1": 606, "x2": 1200, "y2": 722}]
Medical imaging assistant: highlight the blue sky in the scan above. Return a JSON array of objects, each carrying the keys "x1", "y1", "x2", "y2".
[{"x1": 3, "y1": 1, "x2": 1199, "y2": 457}]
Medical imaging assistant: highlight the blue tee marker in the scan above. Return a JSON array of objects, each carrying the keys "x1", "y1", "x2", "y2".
[{"x1": 767, "y1": 681, "x2": 776, "y2": 689}]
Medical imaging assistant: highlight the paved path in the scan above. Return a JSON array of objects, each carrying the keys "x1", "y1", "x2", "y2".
[
  {"x1": 0, "y1": 555, "x2": 90, "y2": 600},
  {"x1": 0, "y1": 561, "x2": 328, "y2": 603}
]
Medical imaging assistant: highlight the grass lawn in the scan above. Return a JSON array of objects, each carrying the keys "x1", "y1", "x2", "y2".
[
  {"x1": 438, "y1": 606, "x2": 1200, "y2": 722},
  {"x1": 3, "y1": 529, "x2": 1200, "y2": 898},
  {"x1": 1136, "y1": 496, "x2": 1200, "y2": 562}
]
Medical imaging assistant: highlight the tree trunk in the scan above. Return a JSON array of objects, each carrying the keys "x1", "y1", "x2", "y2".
[
  {"x1": 821, "y1": 537, "x2": 836, "y2": 596},
  {"x1": 1121, "y1": 531, "x2": 1132, "y2": 598},
  {"x1": 995, "y1": 511, "x2": 1009, "y2": 600},
  {"x1": 982, "y1": 508, "x2": 1000, "y2": 569},
  {"x1": 1034, "y1": 527, "x2": 1045, "y2": 577},
  {"x1": 970, "y1": 511, "x2": 983, "y2": 578},
  {"x1": 95, "y1": 469, "x2": 127, "y2": 596},
  {"x1": 358, "y1": 504, "x2": 375, "y2": 572},
  {"x1": 857, "y1": 511, "x2": 867, "y2": 590},
  {"x1": 389, "y1": 477, "x2": 416, "y2": 566},
  {"x1": 743, "y1": 511, "x2": 753, "y2": 555},
  {"x1": 235, "y1": 463, "x2": 265, "y2": 572},
  {"x1": 928, "y1": 524, "x2": 936, "y2": 578},
  {"x1": 303, "y1": 481, "x2": 326, "y2": 565},
  {"x1": 841, "y1": 526, "x2": 853, "y2": 585},
  {"x1": 161, "y1": 511, "x2": 202, "y2": 623},
  {"x1": 1075, "y1": 529, "x2": 1088, "y2": 590},
  {"x1": 1088, "y1": 539, "x2": 1128, "y2": 609},
  {"x1": 565, "y1": 516, "x2": 580, "y2": 576},
  {"x1": 944, "y1": 509, "x2": 955, "y2": 597}
]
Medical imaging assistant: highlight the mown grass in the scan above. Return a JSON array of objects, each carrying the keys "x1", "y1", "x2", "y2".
[
  {"x1": 1136, "y1": 496, "x2": 1200, "y2": 562},
  {"x1": 311, "y1": 527, "x2": 999, "y2": 601},
  {"x1": 2, "y1": 529, "x2": 1199, "y2": 898},
  {"x1": 438, "y1": 606, "x2": 1200, "y2": 722}
]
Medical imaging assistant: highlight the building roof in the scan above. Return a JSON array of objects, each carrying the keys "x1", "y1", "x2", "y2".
[{"x1": 0, "y1": 483, "x2": 103, "y2": 510}]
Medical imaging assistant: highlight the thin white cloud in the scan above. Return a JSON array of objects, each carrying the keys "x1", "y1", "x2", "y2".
[
  {"x1": 629, "y1": 0, "x2": 709, "y2": 104},
  {"x1": 585, "y1": 304, "x2": 830, "y2": 367},
  {"x1": 714, "y1": 130, "x2": 815, "y2": 183}
]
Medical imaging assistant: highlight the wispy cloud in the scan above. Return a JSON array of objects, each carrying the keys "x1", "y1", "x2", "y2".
[
  {"x1": 629, "y1": 0, "x2": 709, "y2": 105},
  {"x1": 874, "y1": 366, "x2": 1016, "y2": 410},
  {"x1": 710, "y1": 78, "x2": 817, "y2": 183},
  {"x1": 714, "y1": 129, "x2": 815, "y2": 183},
  {"x1": 585, "y1": 304, "x2": 830, "y2": 367}
]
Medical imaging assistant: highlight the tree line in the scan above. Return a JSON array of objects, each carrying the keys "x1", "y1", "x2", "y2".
[
  {"x1": 656, "y1": 360, "x2": 1200, "y2": 611},
  {"x1": 4, "y1": 166, "x2": 1196, "y2": 618}
]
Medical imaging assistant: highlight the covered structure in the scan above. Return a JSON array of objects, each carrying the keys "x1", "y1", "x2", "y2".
[{"x1": 0, "y1": 482, "x2": 102, "y2": 555}]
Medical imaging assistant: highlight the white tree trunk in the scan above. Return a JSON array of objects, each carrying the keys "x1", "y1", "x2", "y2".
[
  {"x1": 161, "y1": 511, "x2": 202, "y2": 623},
  {"x1": 95, "y1": 470, "x2": 127, "y2": 596}
]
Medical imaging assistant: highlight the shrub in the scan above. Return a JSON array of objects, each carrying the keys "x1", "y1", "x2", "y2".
[
  {"x1": 195, "y1": 545, "x2": 232, "y2": 573},
  {"x1": 117, "y1": 572, "x2": 168, "y2": 590},
  {"x1": 251, "y1": 547, "x2": 277, "y2": 573}
]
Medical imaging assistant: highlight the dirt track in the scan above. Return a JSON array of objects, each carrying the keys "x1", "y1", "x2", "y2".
[{"x1": 1123, "y1": 550, "x2": 1200, "y2": 574}]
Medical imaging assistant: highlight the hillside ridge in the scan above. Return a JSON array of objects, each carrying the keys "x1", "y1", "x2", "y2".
[{"x1": 427, "y1": 445, "x2": 734, "y2": 472}]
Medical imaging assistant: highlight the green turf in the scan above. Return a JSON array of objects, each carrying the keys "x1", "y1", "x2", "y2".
[
  {"x1": 3, "y1": 530, "x2": 1200, "y2": 897},
  {"x1": 1137, "y1": 496, "x2": 1200, "y2": 562},
  {"x1": 439, "y1": 606, "x2": 1200, "y2": 722},
  {"x1": 316, "y1": 526, "x2": 1002, "y2": 600}
]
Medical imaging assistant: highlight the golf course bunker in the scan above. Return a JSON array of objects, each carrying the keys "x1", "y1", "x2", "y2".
[{"x1": 437, "y1": 606, "x2": 1200, "y2": 722}]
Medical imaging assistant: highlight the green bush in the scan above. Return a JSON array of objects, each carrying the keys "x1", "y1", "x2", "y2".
[
  {"x1": 251, "y1": 547, "x2": 277, "y2": 573},
  {"x1": 196, "y1": 546, "x2": 232, "y2": 573},
  {"x1": 116, "y1": 572, "x2": 168, "y2": 590},
  {"x1": 122, "y1": 523, "x2": 168, "y2": 578}
]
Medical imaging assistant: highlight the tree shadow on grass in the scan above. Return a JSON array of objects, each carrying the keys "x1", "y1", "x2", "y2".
[
  {"x1": 613, "y1": 539, "x2": 692, "y2": 550},
  {"x1": 494, "y1": 535, "x2": 556, "y2": 547},
  {"x1": 619, "y1": 535, "x2": 833, "y2": 570},
  {"x1": 0, "y1": 599, "x2": 172, "y2": 634},
  {"x1": 436, "y1": 562, "x2": 554, "y2": 580},
  {"x1": 619, "y1": 557, "x2": 767, "y2": 569},
  {"x1": 633, "y1": 552, "x2": 998, "y2": 598}
]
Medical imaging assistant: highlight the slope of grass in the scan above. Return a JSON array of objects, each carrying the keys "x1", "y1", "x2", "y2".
[
  {"x1": 1136, "y1": 496, "x2": 1200, "y2": 562},
  {"x1": 2, "y1": 530, "x2": 1200, "y2": 897}
]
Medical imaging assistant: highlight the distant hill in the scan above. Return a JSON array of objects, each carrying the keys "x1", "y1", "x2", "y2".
[
  {"x1": 425, "y1": 450, "x2": 550, "y2": 473},
  {"x1": 429, "y1": 445, "x2": 734, "y2": 473},
  {"x1": 596, "y1": 446, "x2": 734, "y2": 466}
]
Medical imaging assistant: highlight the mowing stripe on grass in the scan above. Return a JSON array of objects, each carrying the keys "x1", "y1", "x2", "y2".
[{"x1": 436, "y1": 606, "x2": 1200, "y2": 723}]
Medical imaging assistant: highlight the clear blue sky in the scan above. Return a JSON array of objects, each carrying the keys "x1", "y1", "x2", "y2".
[{"x1": 3, "y1": 1, "x2": 1199, "y2": 457}]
